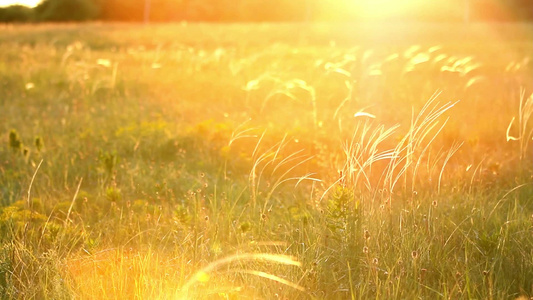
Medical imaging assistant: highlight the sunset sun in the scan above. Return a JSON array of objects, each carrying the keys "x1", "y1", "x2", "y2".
[
  {"x1": 354, "y1": 0, "x2": 425, "y2": 19},
  {"x1": 318, "y1": 0, "x2": 461, "y2": 22}
]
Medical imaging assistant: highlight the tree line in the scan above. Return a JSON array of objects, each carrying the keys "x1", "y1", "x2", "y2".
[{"x1": 1, "y1": 0, "x2": 533, "y2": 23}]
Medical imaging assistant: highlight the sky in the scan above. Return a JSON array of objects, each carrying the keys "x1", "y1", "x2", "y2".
[{"x1": 0, "y1": 0, "x2": 41, "y2": 7}]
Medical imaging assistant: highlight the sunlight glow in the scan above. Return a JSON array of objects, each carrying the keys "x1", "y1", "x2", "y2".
[{"x1": 355, "y1": 0, "x2": 426, "y2": 19}]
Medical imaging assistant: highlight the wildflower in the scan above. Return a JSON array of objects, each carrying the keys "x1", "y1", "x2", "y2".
[
  {"x1": 363, "y1": 246, "x2": 369, "y2": 254},
  {"x1": 411, "y1": 251, "x2": 418, "y2": 259}
]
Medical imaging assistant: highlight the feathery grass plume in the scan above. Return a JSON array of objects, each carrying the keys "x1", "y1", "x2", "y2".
[
  {"x1": 91, "y1": 62, "x2": 119, "y2": 94},
  {"x1": 243, "y1": 73, "x2": 283, "y2": 108},
  {"x1": 340, "y1": 118, "x2": 398, "y2": 193},
  {"x1": 64, "y1": 178, "x2": 83, "y2": 226},
  {"x1": 383, "y1": 92, "x2": 458, "y2": 200},
  {"x1": 228, "y1": 118, "x2": 257, "y2": 147},
  {"x1": 249, "y1": 133, "x2": 319, "y2": 211},
  {"x1": 322, "y1": 93, "x2": 458, "y2": 209},
  {"x1": 506, "y1": 89, "x2": 533, "y2": 161},
  {"x1": 245, "y1": 75, "x2": 318, "y2": 129},
  {"x1": 319, "y1": 117, "x2": 398, "y2": 209},
  {"x1": 267, "y1": 79, "x2": 316, "y2": 128},
  {"x1": 178, "y1": 253, "x2": 302, "y2": 299},
  {"x1": 249, "y1": 130, "x2": 268, "y2": 210},
  {"x1": 22, "y1": 159, "x2": 43, "y2": 243},
  {"x1": 437, "y1": 141, "x2": 463, "y2": 194},
  {"x1": 223, "y1": 118, "x2": 257, "y2": 179},
  {"x1": 333, "y1": 80, "x2": 355, "y2": 131}
]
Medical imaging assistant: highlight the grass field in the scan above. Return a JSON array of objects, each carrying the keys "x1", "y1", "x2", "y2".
[{"x1": 1, "y1": 22, "x2": 533, "y2": 299}]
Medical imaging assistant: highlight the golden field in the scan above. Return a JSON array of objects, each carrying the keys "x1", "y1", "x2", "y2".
[{"x1": 1, "y1": 22, "x2": 533, "y2": 299}]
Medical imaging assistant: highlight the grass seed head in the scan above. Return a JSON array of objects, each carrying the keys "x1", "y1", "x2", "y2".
[
  {"x1": 9, "y1": 129, "x2": 22, "y2": 152},
  {"x1": 34, "y1": 136, "x2": 44, "y2": 152}
]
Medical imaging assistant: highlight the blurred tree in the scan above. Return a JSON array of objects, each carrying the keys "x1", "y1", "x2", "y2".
[
  {"x1": 508, "y1": 0, "x2": 533, "y2": 20},
  {"x1": 468, "y1": 0, "x2": 533, "y2": 21},
  {"x1": 35, "y1": 0, "x2": 99, "y2": 21},
  {"x1": 97, "y1": 0, "x2": 186, "y2": 22},
  {"x1": 0, "y1": 5, "x2": 34, "y2": 22},
  {"x1": 96, "y1": 0, "x2": 143, "y2": 21},
  {"x1": 240, "y1": 0, "x2": 308, "y2": 21},
  {"x1": 149, "y1": 0, "x2": 183, "y2": 22}
]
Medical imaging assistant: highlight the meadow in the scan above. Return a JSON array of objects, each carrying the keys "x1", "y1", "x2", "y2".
[{"x1": 1, "y1": 22, "x2": 533, "y2": 299}]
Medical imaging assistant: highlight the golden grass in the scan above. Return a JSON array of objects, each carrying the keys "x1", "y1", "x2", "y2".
[{"x1": 1, "y1": 22, "x2": 533, "y2": 299}]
